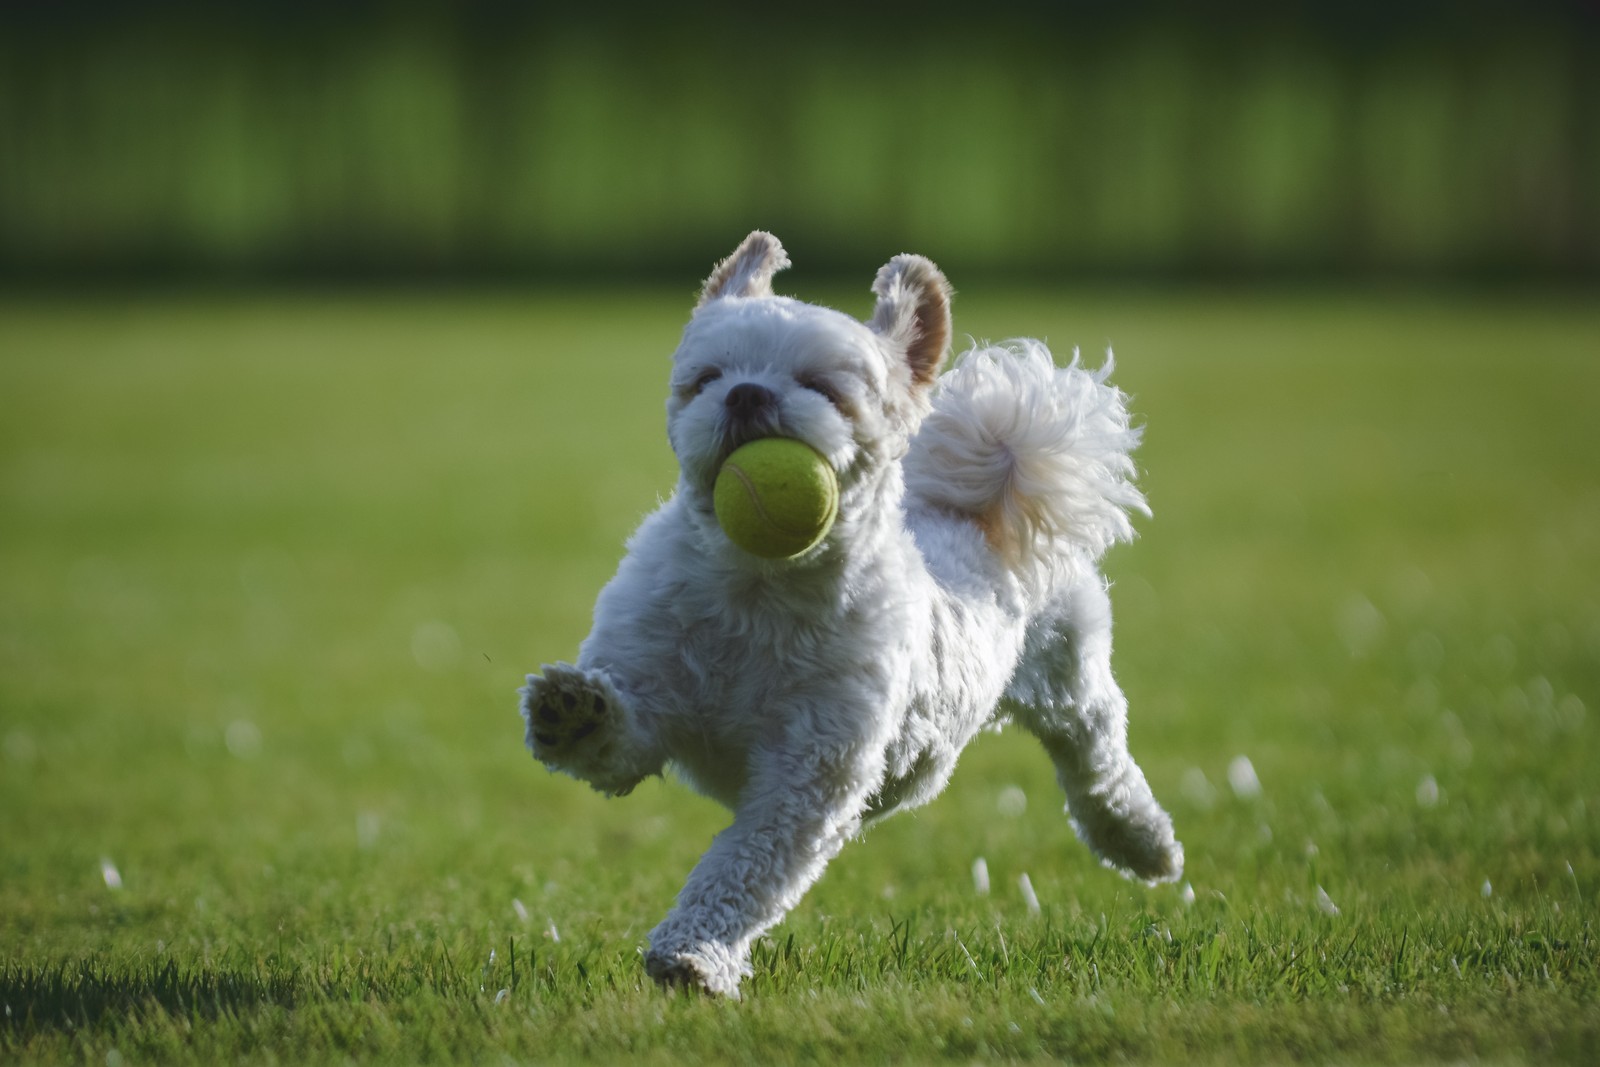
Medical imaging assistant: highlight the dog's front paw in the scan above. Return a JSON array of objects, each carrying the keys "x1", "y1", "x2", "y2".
[
  {"x1": 522, "y1": 663, "x2": 607, "y2": 752},
  {"x1": 644, "y1": 941, "x2": 748, "y2": 1000},
  {"x1": 521, "y1": 663, "x2": 636, "y2": 793}
]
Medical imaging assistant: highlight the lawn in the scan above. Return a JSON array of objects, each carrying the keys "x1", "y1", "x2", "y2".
[{"x1": 1, "y1": 285, "x2": 1596, "y2": 1063}]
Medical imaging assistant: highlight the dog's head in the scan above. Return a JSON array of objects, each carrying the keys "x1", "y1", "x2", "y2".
[{"x1": 666, "y1": 232, "x2": 952, "y2": 520}]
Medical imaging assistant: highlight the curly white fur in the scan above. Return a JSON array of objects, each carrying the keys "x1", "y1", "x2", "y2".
[
  {"x1": 519, "y1": 232, "x2": 1182, "y2": 999},
  {"x1": 906, "y1": 340, "x2": 1150, "y2": 596}
]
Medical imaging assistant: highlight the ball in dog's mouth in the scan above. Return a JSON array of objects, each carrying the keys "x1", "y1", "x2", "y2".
[{"x1": 712, "y1": 438, "x2": 839, "y2": 559}]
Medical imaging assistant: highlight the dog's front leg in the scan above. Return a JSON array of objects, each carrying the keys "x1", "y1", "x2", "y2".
[{"x1": 644, "y1": 743, "x2": 875, "y2": 998}]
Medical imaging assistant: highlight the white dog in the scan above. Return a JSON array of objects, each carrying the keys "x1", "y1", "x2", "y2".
[{"x1": 521, "y1": 232, "x2": 1182, "y2": 997}]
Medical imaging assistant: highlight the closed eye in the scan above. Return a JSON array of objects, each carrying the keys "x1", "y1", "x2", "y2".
[
  {"x1": 683, "y1": 367, "x2": 723, "y2": 397},
  {"x1": 797, "y1": 374, "x2": 844, "y2": 406}
]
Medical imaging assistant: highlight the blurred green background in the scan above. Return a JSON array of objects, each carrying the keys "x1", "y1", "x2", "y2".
[
  {"x1": 4, "y1": 5, "x2": 1599, "y2": 1061},
  {"x1": 2, "y1": 1, "x2": 1596, "y2": 283}
]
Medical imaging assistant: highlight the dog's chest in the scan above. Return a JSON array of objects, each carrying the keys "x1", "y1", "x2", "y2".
[
  {"x1": 673, "y1": 579, "x2": 877, "y2": 694},
  {"x1": 663, "y1": 571, "x2": 918, "y2": 737}
]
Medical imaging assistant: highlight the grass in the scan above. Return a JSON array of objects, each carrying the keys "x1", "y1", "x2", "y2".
[{"x1": 1, "y1": 284, "x2": 1596, "y2": 1063}]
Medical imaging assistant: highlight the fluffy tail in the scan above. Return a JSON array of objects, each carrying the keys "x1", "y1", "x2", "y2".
[{"x1": 904, "y1": 340, "x2": 1148, "y2": 592}]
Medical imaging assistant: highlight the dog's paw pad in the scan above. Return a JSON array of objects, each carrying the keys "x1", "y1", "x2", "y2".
[{"x1": 521, "y1": 667, "x2": 613, "y2": 758}]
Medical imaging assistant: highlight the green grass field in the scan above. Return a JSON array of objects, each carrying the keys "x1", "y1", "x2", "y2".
[{"x1": 2, "y1": 287, "x2": 1596, "y2": 1063}]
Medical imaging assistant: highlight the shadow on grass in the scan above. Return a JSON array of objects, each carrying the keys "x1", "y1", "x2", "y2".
[
  {"x1": 1, "y1": 938, "x2": 604, "y2": 1039},
  {"x1": 1, "y1": 959, "x2": 299, "y2": 1034}
]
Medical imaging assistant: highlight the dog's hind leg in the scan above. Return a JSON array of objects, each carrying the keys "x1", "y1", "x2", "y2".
[
  {"x1": 1006, "y1": 575, "x2": 1183, "y2": 884},
  {"x1": 521, "y1": 663, "x2": 663, "y2": 797}
]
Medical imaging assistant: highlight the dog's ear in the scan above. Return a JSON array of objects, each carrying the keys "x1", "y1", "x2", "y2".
[
  {"x1": 869, "y1": 254, "x2": 952, "y2": 387},
  {"x1": 697, "y1": 231, "x2": 791, "y2": 307}
]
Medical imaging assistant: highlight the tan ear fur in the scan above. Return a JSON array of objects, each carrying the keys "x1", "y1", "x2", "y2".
[
  {"x1": 869, "y1": 254, "x2": 952, "y2": 386},
  {"x1": 698, "y1": 231, "x2": 791, "y2": 307}
]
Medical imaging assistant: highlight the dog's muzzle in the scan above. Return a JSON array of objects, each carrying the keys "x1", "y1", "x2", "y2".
[{"x1": 718, "y1": 382, "x2": 783, "y2": 455}]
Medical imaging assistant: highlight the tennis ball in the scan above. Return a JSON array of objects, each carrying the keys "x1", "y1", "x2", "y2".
[{"x1": 713, "y1": 438, "x2": 839, "y2": 559}]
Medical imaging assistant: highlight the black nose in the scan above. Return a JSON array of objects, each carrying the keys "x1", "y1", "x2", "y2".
[{"x1": 724, "y1": 382, "x2": 776, "y2": 418}]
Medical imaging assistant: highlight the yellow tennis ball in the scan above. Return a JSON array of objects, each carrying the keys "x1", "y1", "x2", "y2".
[{"x1": 713, "y1": 438, "x2": 839, "y2": 559}]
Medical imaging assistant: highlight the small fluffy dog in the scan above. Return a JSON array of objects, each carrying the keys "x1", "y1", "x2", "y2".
[{"x1": 522, "y1": 232, "x2": 1182, "y2": 997}]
